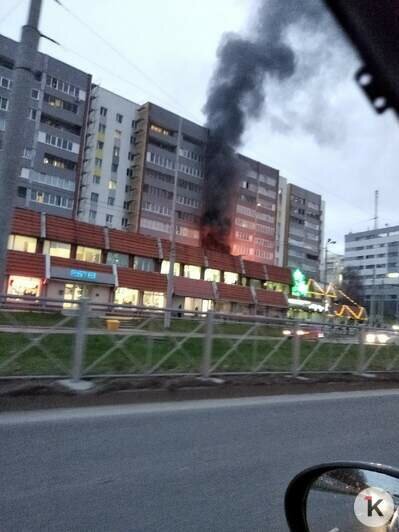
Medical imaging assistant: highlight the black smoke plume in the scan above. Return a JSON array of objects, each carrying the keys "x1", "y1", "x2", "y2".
[{"x1": 201, "y1": 0, "x2": 336, "y2": 251}]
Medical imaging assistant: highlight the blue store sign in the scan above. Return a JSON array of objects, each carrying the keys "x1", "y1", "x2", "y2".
[{"x1": 70, "y1": 269, "x2": 97, "y2": 281}]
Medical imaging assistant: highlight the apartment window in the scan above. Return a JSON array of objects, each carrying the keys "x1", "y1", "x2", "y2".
[
  {"x1": 8, "y1": 234, "x2": 37, "y2": 253},
  {"x1": 90, "y1": 192, "x2": 99, "y2": 203},
  {"x1": 1, "y1": 77, "x2": 11, "y2": 89},
  {"x1": 76, "y1": 246, "x2": 102, "y2": 263},
  {"x1": 107, "y1": 196, "x2": 115, "y2": 206},
  {"x1": 0, "y1": 97, "x2": 9, "y2": 111},
  {"x1": 22, "y1": 147, "x2": 33, "y2": 159},
  {"x1": 161, "y1": 260, "x2": 180, "y2": 276},
  {"x1": 143, "y1": 292, "x2": 165, "y2": 308},
  {"x1": 17, "y1": 186, "x2": 27, "y2": 198},
  {"x1": 30, "y1": 190, "x2": 73, "y2": 209},
  {"x1": 121, "y1": 217, "x2": 128, "y2": 228},
  {"x1": 92, "y1": 175, "x2": 100, "y2": 184},
  {"x1": 113, "y1": 146, "x2": 120, "y2": 157},
  {"x1": 184, "y1": 265, "x2": 201, "y2": 280},
  {"x1": 150, "y1": 123, "x2": 172, "y2": 136},
  {"x1": 43, "y1": 240, "x2": 71, "y2": 258},
  {"x1": 114, "y1": 287, "x2": 138, "y2": 306},
  {"x1": 108, "y1": 180, "x2": 117, "y2": 190},
  {"x1": 106, "y1": 252, "x2": 129, "y2": 267},
  {"x1": 100, "y1": 106, "x2": 107, "y2": 117},
  {"x1": 116, "y1": 113, "x2": 123, "y2": 123},
  {"x1": 97, "y1": 141, "x2": 104, "y2": 150},
  {"x1": 204, "y1": 268, "x2": 221, "y2": 282},
  {"x1": 106, "y1": 214, "x2": 113, "y2": 225},
  {"x1": 224, "y1": 272, "x2": 239, "y2": 285},
  {"x1": 89, "y1": 210, "x2": 97, "y2": 221},
  {"x1": 43, "y1": 153, "x2": 76, "y2": 171},
  {"x1": 98, "y1": 123, "x2": 106, "y2": 134},
  {"x1": 134, "y1": 256, "x2": 155, "y2": 272},
  {"x1": 28, "y1": 108, "x2": 37, "y2": 120},
  {"x1": 140, "y1": 217, "x2": 170, "y2": 233},
  {"x1": 31, "y1": 89, "x2": 39, "y2": 100},
  {"x1": 111, "y1": 163, "x2": 119, "y2": 172},
  {"x1": 95, "y1": 158, "x2": 102, "y2": 168},
  {"x1": 114, "y1": 129, "x2": 122, "y2": 139},
  {"x1": 44, "y1": 93, "x2": 78, "y2": 113}
]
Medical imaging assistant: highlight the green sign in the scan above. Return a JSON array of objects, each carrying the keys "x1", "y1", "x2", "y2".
[{"x1": 291, "y1": 268, "x2": 308, "y2": 297}]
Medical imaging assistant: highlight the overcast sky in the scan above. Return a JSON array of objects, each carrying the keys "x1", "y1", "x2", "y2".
[{"x1": 1, "y1": 0, "x2": 398, "y2": 253}]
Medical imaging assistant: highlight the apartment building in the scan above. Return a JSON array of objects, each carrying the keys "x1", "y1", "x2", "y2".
[
  {"x1": 345, "y1": 225, "x2": 399, "y2": 319},
  {"x1": 230, "y1": 155, "x2": 279, "y2": 263},
  {"x1": 128, "y1": 102, "x2": 207, "y2": 247},
  {"x1": 321, "y1": 251, "x2": 344, "y2": 285},
  {"x1": 276, "y1": 179, "x2": 324, "y2": 279},
  {"x1": 0, "y1": 35, "x2": 91, "y2": 217},
  {"x1": 76, "y1": 86, "x2": 139, "y2": 229}
]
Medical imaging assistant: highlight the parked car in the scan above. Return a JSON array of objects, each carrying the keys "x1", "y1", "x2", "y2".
[{"x1": 282, "y1": 327, "x2": 324, "y2": 341}]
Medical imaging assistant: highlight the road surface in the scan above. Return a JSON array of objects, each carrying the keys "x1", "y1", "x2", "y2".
[{"x1": 1, "y1": 390, "x2": 399, "y2": 531}]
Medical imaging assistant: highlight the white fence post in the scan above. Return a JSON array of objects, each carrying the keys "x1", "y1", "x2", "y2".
[
  {"x1": 201, "y1": 311, "x2": 214, "y2": 378},
  {"x1": 292, "y1": 325, "x2": 301, "y2": 377},
  {"x1": 72, "y1": 298, "x2": 89, "y2": 382}
]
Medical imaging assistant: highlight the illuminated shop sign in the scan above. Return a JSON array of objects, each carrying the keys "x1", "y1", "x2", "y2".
[
  {"x1": 70, "y1": 269, "x2": 97, "y2": 281},
  {"x1": 291, "y1": 268, "x2": 308, "y2": 297}
]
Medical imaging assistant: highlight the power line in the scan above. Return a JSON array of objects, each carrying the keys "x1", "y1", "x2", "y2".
[
  {"x1": 53, "y1": 0, "x2": 202, "y2": 124},
  {"x1": 0, "y1": 0, "x2": 25, "y2": 26}
]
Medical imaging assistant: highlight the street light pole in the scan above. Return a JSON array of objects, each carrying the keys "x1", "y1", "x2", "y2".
[
  {"x1": 323, "y1": 238, "x2": 336, "y2": 312},
  {"x1": 164, "y1": 116, "x2": 183, "y2": 328},
  {"x1": 0, "y1": 0, "x2": 43, "y2": 294}
]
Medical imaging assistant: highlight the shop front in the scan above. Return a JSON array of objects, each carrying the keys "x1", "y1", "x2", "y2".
[
  {"x1": 7, "y1": 275, "x2": 42, "y2": 298},
  {"x1": 47, "y1": 266, "x2": 115, "y2": 308}
]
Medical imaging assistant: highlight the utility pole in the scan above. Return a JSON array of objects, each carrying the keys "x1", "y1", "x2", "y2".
[
  {"x1": 374, "y1": 190, "x2": 379, "y2": 230},
  {"x1": 0, "y1": 0, "x2": 43, "y2": 294},
  {"x1": 164, "y1": 116, "x2": 183, "y2": 328}
]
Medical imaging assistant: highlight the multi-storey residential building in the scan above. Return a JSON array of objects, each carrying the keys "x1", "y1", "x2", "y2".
[
  {"x1": 276, "y1": 179, "x2": 324, "y2": 279},
  {"x1": 129, "y1": 102, "x2": 207, "y2": 247},
  {"x1": 345, "y1": 225, "x2": 399, "y2": 319},
  {"x1": 76, "y1": 86, "x2": 139, "y2": 229},
  {"x1": 0, "y1": 35, "x2": 91, "y2": 217},
  {"x1": 230, "y1": 155, "x2": 279, "y2": 263}
]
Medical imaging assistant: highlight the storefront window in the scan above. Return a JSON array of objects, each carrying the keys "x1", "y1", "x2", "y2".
[
  {"x1": 204, "y1": 268, "x2": 221, "y2": 282},
  {"x1": 224, "y1": 272, "x2": 239, "y2": 285},
  {"x1": 264, "y1": 281, "x2": 289, "y2": 294},
  {"x1": 76, "y1": 246, "x2": 102, "y2": 263},
  {"x1": 143, "y1": 291, "x2": 165, "y2": 308},
  {"x1": 161, "y1": 260, "x2": 180, "y2": 275},
  {"x1": 106, "y1": 252, "x2": 129, "y2": 267},
  {"x1": 134, "y1": 256, "x2": 155, "y2": 272},
  {"x1": 8, "y1": 275, "x2": 41, "y2": 297},
  {"x1": 183, "y1": 265, "x2": 201, "y2": 279},
  {"x1": 8, "y1": 234, "x2": 37, "y2": 253},
  {"x1": 114, "y1": 287, "x2": 139, "y2": 305},
  {"x1": 43, "y1": 240, "x2": 71, "y2": 258},
  {"x1": 184, "y1": 297, "x2": 213, "y2": 312},
  {"x1": 249, "y1": 279, "x2": 262, "y2": 289}
]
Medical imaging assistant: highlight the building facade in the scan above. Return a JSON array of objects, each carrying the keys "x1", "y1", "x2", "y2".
[
  {"x1": 321, "y1": 251, "x2": 344, "y2": 286},
  {"x1": 76, "y1": 86, "x2": 139, "y2": 230},
  {"x1": 0, "y1": 35, "x2": 91, "y2": 217},
  {"x1": 345, "y1": 225, "x2": 399, "y2": 320},
  {"x1": 276, "y1": 179, "x2": 324, "y2": 280}
]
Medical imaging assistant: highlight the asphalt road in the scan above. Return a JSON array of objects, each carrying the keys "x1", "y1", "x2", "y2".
[{"x1": 2, "y1": 390, "x2": 399, "y2": 532}]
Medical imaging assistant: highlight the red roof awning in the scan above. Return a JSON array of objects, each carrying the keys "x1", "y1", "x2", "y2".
[
  {"x1": 216, "y1": 283, "x2": 254, "y2": 304},
  {"x1": 265, "y1": 264, "x2": 291, "y2": 284},
  {"x1": 174, "y1": 277, "x2": 214, "y2": 299},
  {"x1": 11, "y1": 208, "x2": 41, "y2": 237},
  {"x1": 118, "y1": 268, "x2": 167, "y2": 292},
  {"x1": 6, "y1": 251, "x2": 45, "y2": 278},
  {"x1": 255, "y1": 289, "x2": 288, "y2": 308}
]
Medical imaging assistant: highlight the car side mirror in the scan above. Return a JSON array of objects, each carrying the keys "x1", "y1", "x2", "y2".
[{"x1": 285, "y1": 462, "x2": 399, "y2": 531}]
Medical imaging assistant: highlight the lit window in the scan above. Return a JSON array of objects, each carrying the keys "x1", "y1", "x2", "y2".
[
  {"x1": 204, "y1": 268, "x2": 221, "y2": 282},
  {"x1": 43, "y1": 240, "x2": 71, "y2": 258},
  {"x1": 134, "y1": 256, "x2": 155, "y2": 272},
  {"x1": 184, "y1": 298, "x2": 213, "y2": 313},
  {"x1": 106, "y1": 252, "x2": 129, "y2": 267},
  {"x1": 161, "y1": 260, "x2": 180, "y2": 276},
  {"x1": 8, "y1": 234, "x2": 37, "y2": 253},
  {"x1": 114, "y1": 287, "x2": 138, "y2": 305},
  {"x1": 143, "y1": 292, "x2": 165, "y2": 308},
  {"x1": 224, "y1": 272, "x2": 239, "y2": 285},
  {"x1": 108, "y1": 180, "x2": 117, "y2": 190},
  {"x1": 76, "y1": 246, "x2": 102, "y2": 263},
  {"x1": 8, "y1": 276, "x2": 41, "y2": 297},
  {"x1": 184, "y1": 265, "x2": 201, "y2": 279}
]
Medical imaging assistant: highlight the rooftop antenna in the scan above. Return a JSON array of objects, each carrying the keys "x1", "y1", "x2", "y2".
[{"x1": 374, "y1": 190, "x2": 379, "y2": 230}]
